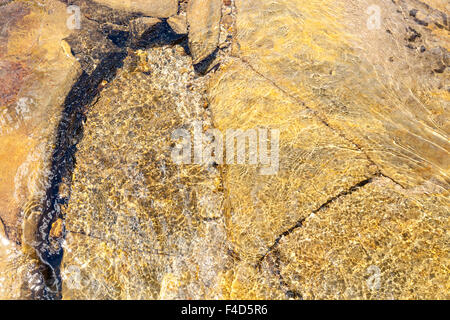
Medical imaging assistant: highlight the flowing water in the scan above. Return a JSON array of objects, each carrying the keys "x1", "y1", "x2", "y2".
[{"x1": 0, "y1": 0, "x2": 448, "y2": 299}]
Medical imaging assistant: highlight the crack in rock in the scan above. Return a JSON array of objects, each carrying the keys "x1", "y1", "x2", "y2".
[{"x1": 258, "y1": 174, "x2": 379, "y2": 267}]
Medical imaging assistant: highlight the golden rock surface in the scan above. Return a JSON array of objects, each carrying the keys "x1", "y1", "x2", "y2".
[
  {"x1": 56, "y1": 0, "x2": 450, "y2": 300},
  {"x1": 208, "y1": 60, "x2": 375, "y2": 261},
  {"x1": 274, "y1": 177, "x2": 449, "y2": 299},
  {"x1": 233, "y1": 0, "x2": 449, "y2": 188},
  {"x1": 0, "y1": 0, "x2": 448, "y2": 300},
  {"x1": 210, "y1": 0, "x2": 449, "y2": 299}
]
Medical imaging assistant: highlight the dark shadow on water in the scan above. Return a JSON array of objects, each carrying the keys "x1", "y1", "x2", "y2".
[{"x1": 131, "y1": 20, "x2": 188, "y2": 51}]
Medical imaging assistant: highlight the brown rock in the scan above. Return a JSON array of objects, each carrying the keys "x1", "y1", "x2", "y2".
[
  {"x1": 61, "y1": 47, "x2": 227, "y2": 300},
  {"x1": 234, "y1": 0, "x2": 449, "y2": 188},
  {"x1": 167, "y1": 14, "x2": 188, "y2": 34},
  {"x1": 207, "y1": 0, "x2": 449, "y2": 299},
  {"x1": 92, "y1": 0, "x2": 178, "y2": 17},
  {"x1": 274, "y1": 178, "x2": 449, "y2": 299},
  {"x1": 187, "y1": 0, "x2": 222, "y2": 64},
  {"x1": 208, "y1": 60, "x2": 374, "y2": 260},
  {"x1": 0, "y1": 0, "x2": 80, "y2": 245}
]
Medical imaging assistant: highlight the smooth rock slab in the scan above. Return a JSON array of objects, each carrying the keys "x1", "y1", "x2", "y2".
[
  {"x1": 204, "y1": 0, "x2": 450, "y2": 299},
  {"x1": 274, "y1": 178, "x2": 449, "y2": 299},
  {"x1": 234, "y1": 0, "x2": 449, "y2": 188},
  {"x1": 0, "y1": 0, "x2": 80, "y2": 245},
  {"x1": 207, "y1": 60, "x2": 374, "y2": 261}
]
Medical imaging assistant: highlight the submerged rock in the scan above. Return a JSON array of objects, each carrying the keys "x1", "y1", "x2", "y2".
[
  {"x1": 0, "y1": 0, "x2": 80, "y2": 245},
  {"x1": 187, "y1": 0, "x2": 222, "y2": 64},
  {"x1": 61, "y1": 46, "x2": 228, "y2": 299},
  {"x1": 274, "y1": 177, "x2": 449, "y2": 299},
  {"x1": 59, "y1": 0, "x2": 450, "y2": 300},
  {"x1": 233, "y1": 0, "x2": 449, "y2": 188},
  {"x1": 92, "y1": 0, "x2": 178, "y2": 18},
  {"x1": 1, "y1": 0, "x2": 448, "y2": 301},
  {"x1": 206, "y1": 0, "x2": 449, "y2": 299},
  {"x1": 207, "y1": 60, "x2": 375, "y2": 261},
  {"x1": 0, "y1": 0, "x2": 81, "y2": 299}
]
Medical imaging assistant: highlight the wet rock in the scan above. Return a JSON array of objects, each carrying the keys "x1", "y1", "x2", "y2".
[
  {"x1": 64, "y1": 2, "x2": 134, "y2": 74},
  {"x1": 187, "y1": 0, "x2": 222, "y2": 64},
  {"x1": 0, "y1": 234, "x2": 42, "y2": 299},
  {"x1": 233, "y1": 0, "x2": 449, "y2": 188},
  {"x1": 273, "y1": 178, "x2": 449, "y2": 299},
  {"x1": 168, "y1": 14, "x2": 188, "y2": 35},
  {"x1": 207, "y1": 60, "x2": 374, "y2": 261},
  {"x1": 61, "y1": 46, "x2": 228, "y2": 299},
  {"x1": 92, "y1": 0, "x2": 178, "y2": 18},
  {"x1": 0, "y1": 0, "x2": 80, "y2": 245},
  {"x1": 0, "y1": 0, "x2": 81, "y2": 299},
  {"x1": 203, "y1": 0, "x2": 449, "y2": 299},
  {"x1": 2, "y1": 0, "x2": 447, "y2": 301}
]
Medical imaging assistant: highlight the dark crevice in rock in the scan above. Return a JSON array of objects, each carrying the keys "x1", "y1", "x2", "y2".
[
  {"x1": 265, "y1": 249, "x2": 303, "y2": 300},
  {"x1": 379, "y1": 172, "x2": 405, "y2": 189},
  {"x1": 25, "y1": 0, "x2": 227, "y2": 300},
  {"x1": 130, "y1": 20, "x2": 187, "y2": 50},
  {"x1": 256, "y1": 175, "x2": 382, "y2": 298},
  {"x1": 107, "y1": 29, "x2": 130, "y2": 48},
  {"x1": 0, "y1": 216, "x2": 9, "y2": 240},
  {"x1": 34, "y1": 51, "x2": 127, "y2": 300},
  {"x1": 193, "y1": 48, "x2": 220, "y2": 74}
]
